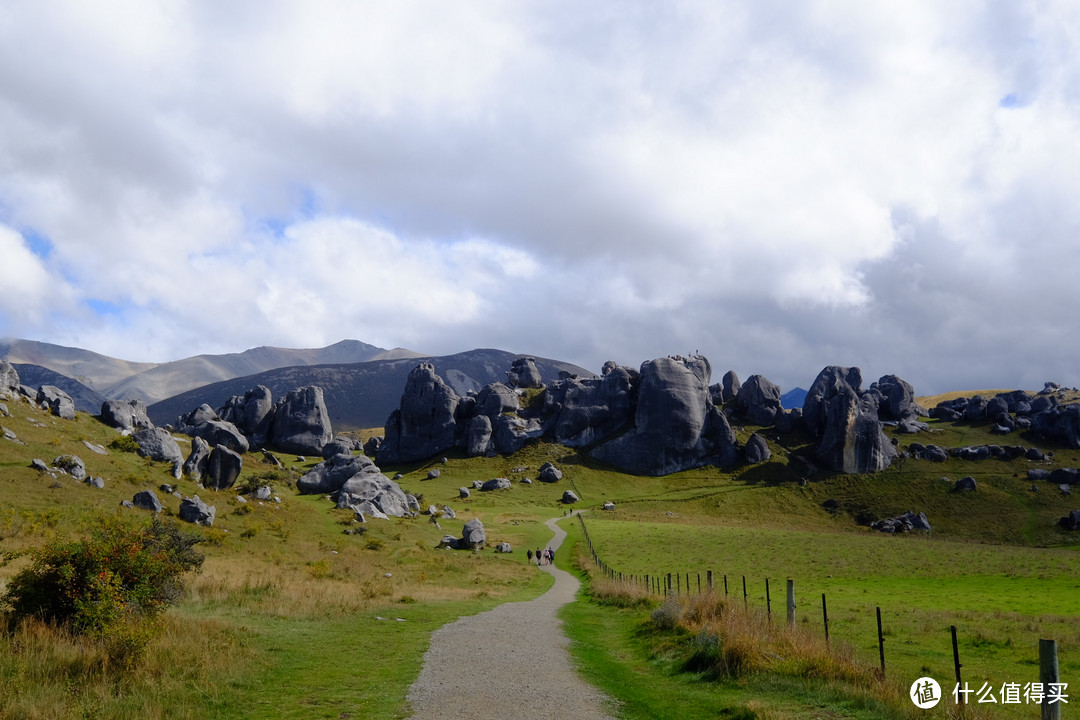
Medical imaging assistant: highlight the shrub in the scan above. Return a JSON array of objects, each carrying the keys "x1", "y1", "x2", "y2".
[
  {"x1": 1, "y1": 515, "x2": 204, "y2": 665},
  {"x1": 109, "y1": 434, "x2": 141, "y2": 453}
]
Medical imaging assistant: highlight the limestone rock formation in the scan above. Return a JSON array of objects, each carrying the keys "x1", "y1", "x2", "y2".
[
  {"x1": 218, "y1": 385, "x2": 275, "y2": 447},
  {"x1": 52, "y1": 454, "x2": 86, "y2": 480},
  {"x1": 590, "y1": 355, "x2": 738, "y2": 475},
  {"x1": 506, "y1": 356, "x2": 544, "y2": 389},
  {"x1": 1031, "y1": 404, "x2": 1080, "y2": 448},
  {"x1": 206, "y1": 445, "x2": 243, "y2": 490},
  {"x1": 0, "y1": 361, "x2": 19, "y2": 395},
  {"x1": 270, "y1": 386, "x2": 333, "y2": 455},
  {"x1": 297, "y1": 453, "x2": 384, "y2": 495},
  {"x1": 176, "y1": 404, "x2": 250, "y2": 454},
  {"x1": 132, "y1": 490, "x2": 163, "y2": 513},
  {"x1": 378, "y1": 364, "x2": 460, "y2": 465},
  {"x1": 734, "y1": 375, "x2": 783, "y2": 426},
  {"x1": 133, "y1": 427, "x2": 184, "y2": 464},
  {"x1": 37, "y1": 385, "x2": 75, "y2": 419},
  {"x1": 461, "y1": 518, "x2": 486, "y2": 549},
  {"x1": 465, "y1": 415, "x2": 493, "y2": 457},
  {"x1": 743, "y1": 433, "x2": 771, "y2": 464},
  {"x1": 183, "y1": 436, "x2": 211, "y2": 481},
  {"x1": 543, "y1": 363, "x2": 637, "y2": 448},
  {"x1": 179, "y1": 495, "x2": 216, "y2": 526},
  {"x1": 803, "y1": 367, "x2": 897, "y2": 474},
  {"x1": 100, "y1": 399, "x2": 153, "y2": 432},
  {"x1": 721, "y1": 370, "x2": 741, "y2": 403}
]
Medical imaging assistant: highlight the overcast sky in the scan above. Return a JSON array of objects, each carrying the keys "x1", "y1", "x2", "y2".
[{"x1": 2, "y1": 1, "x2": 1079, "y2": 395}]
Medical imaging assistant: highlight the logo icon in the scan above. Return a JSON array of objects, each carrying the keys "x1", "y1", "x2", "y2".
[{"x1": 910, "y1": 677, "x2": 942, "y2": 709}]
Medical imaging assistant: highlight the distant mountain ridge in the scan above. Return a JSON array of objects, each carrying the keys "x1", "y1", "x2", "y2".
[
  {"x1": 0, "y1": 338, "x2": 422, "y2": 405},
  {"x1": 148, "y1": 349, "x2": 595, "y2": 431}
]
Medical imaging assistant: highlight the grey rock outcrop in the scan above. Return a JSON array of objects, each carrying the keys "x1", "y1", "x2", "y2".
[
  {"x1": 561, "y1": 490, "x2": 579, "y2": 504},
  {"x1": 872, "y1": 511, "x2": 931, "y2": 533},
  {"x1": 459, "y1": 487, "x2": 470, "y2": 499},
  {"x1": 183, "y1": 436, "x2": 211, "y2": 481},
  {"x1": 100, "y1": 399, "x2": 153, "y2": 432},
  {"x1": 543, "y1": 363, "x2": 637, "y2": 448},
  {"x1": 475, "y1": 382, "x2": 519, "y2": 418},
  {"x1": 0, "y1": 361, "x2": 19, "y2": 395},
  {"x1": 480, "y1": 477, "x2": 511, "y2": 492},
  {"x1": 590, "y1": 355, "x2": 738, "y2": 475},
  {"x1": 1031, "y1": 404, "x2": 1080, "y2": 448},
  {"x1": 494, "y1": 542, "x2": 513, "y2": 553},
  {"x1": 721, "y1": 370, "x2": 740, "y2": 403},
  {"x1": 803, "y1": 367, "x2": 896, "y2": 473},
  {"x1": 132, "y1": 490, "x2": 163, "y2": 513},
  {"x1": 321, "y1": 436, "x2": 357, "y2": 459},
  {"x1": 465, "y1": 415, "x2": 494, "y2": 457},
  {"x1": 461, "y1": 518, "x2": 486, "y2": 549},
  {"x1": 133, "y1": 427, "x2": 184, "y2": 464},
  {"x1": 179, "y1": 495, "x2": 216, "y2": 526},
  {"x1": 870, "y1": 375, "x2": 921, "y2": 422},
  {"x1": 297, "y1": 453, "x2": 386, "y2": 495},
  {"x1": 177, "y1": 404, "x2": 250, "y2": 454},
  {"x1": 506, "y1": 357, "x2": 544, "y2": 389},
  {"x1": 955, "y1": 476, "x2": 977, "y2": 492},
  {"x1": 218, "y1": 385, "x2": 275, "y2": 447},
  {"x1": 492, "y1": 414, "x2": 543, "y2": 454},
  {"x1": 52, "y1": 454, "x2": 86, "y2": 480},
  {"x1": 206, "y1": 445, "x2": 243, "y2": 490},
  {"x1": 336, "y1": 472, "x2": 412, "y2": 518},
  {"x1": 37, "y1": 386, "x2": 75, "y2": 419},
  {"x1": 269, "y1": 386, "x2": 333, "y2": 455},
  {"x1": 734, "y1": 375, "x2": 783, "y2": 426},
  {"x1": 378, "y1": 364, "x2": 460, "y2": 464},
  {"x1": 538, "y1": 462, "x2": 563, "y2": 483},
  {"x1": 1059, "y1": 510, "x2": 1080, "y2": 531},
  {"x1": 743, "y1": 433, "x2": 771, "y2": 464}
]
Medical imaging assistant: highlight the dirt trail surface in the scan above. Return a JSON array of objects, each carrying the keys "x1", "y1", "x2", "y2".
[{"x1": 406, "y1": 515, "x2": 616, "y2": 720}]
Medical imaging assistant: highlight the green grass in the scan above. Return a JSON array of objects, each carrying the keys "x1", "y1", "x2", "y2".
[{"x1": 2, "y1": 391, "x2": 1079, "y2": 719}]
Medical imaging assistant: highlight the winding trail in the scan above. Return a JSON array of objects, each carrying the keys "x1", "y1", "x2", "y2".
[{"x1": 406, "y1": 515, "x2": 616, "y2": 720}]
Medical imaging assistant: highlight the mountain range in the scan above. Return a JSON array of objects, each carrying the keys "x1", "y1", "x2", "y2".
[{"x1": 0, "y1": 338, "x2": 594, "y2": 431}]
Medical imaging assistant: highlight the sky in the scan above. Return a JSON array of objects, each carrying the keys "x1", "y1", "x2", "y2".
[{"x1": 2, "y1": 1, "x2": 1079, "y2": 396}]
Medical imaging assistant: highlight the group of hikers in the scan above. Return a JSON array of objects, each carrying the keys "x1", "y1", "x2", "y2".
[{"x1": 526, "y1": 546, "x2": 554, "y2": 566}]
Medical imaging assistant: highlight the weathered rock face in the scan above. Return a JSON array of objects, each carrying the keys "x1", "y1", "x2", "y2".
[
  {"x1": 179, "y1": 495, "x2": 216, "y2": 526},
  {"x1": 590, "y1": 356, "x2": 737, "y2": 475},
  {"x1": 480, "y1": 477, "x2": 511, "y2": 492},
  {"x1": 52, "y1": 454, "x2": 87, "y2": 480},
  {"x1": 177, "y1": 404, "x2": 250, "y2": 454},
  {"x1": 743, "y1": 433, "x2": 771, "y2": 464},
  {"x1": 507, "y1": 357, "x2": 544, "y2": 389},
  {"x1": 721, "y1": 370, "x2": 741, "y2": 403},
  {"x1": 297, "y1": 454, "x2": 385, "y2": 495},
  {"x1": 734, "y1": 375, "x2": 783, "y2": 426},
  {"x1": 336, "y1": 472, "x2": 412, "y2": 518},
  {"x1": 0, "y1": 361, "x2": 19, "y2": 395},
  {"x1": 461, "y1": 518, "x2": 486, "y2": 549},
  {"x1": 270, "y1": 386, "x2": 333, "y2": 455},
  {"x1": 132, "y1": 490, "x2": 163, "y2": 513},
  {"x1": 803, "y1": 366, "x2": 863, "y2": 438},
  {"x1": 183, "y1": 436, "x2": 211, "y2": 481},
  {"x1": 492, "y1": 414, "x2": 543, "y2": 454},
  {"x1": 218, "y1": 385, "x2": 275, "y2": 448},
  {"x1": 475, "y1": 382, "x2": 519, "y2": 418},
  {"x1": 562, "y1": 490, "x2": 579, "y2": 504},
  {"x1": 1031, "y1": 404, "x2": 1080, "y2": 448},
  {"x1": 100, "y1": 399, "x2": 153, "y2": 432},
  {"x1": 872, "y1": 511, "x2": 931, "y2": 533},
  {"x1": 544, "y1": 364, "x2": 636, "y2": 448},
  {"x1": 538, "y1": 462, "x2": 563, "y2": 483},
  {"x1": 814, "y1": 385, "x2": 897, "y2": 473},
  {"x1": 206, "y1": 445, "x2": 243, "y2": 490},
  {"x1": 465, "y1": 415, "x2": 493, "y2": 457},
  {"x1": 870, "y1": 375, "x2": 920, "y2": 422},
  {"x1": 321, "y1": 436, "x2": 356, "y2": 459},
  {"x1": 133, "y1": 427, "x2": 184, "y2": 464},
  {"x1": 37, "y1": 386, "x2": 75, "y2": 420},
  {"x1": 378, "y1": 364, "x2": 460, "y2": 465}
]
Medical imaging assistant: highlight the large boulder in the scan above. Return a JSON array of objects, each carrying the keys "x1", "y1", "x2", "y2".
[
  {"x1": 461, "y1": 518, "x2": 486, "y2": 549},
  {"x1": 206, "y1": 445, "x2": 243, "y2": 490},
  {"x1": 218, "y1": 385, "x2": 275, "y2": 447},
  {"x1": 132, "y1": 490, "x2": 163, "y2": 513},
  {"x1": 269, "y1": 386, "x2": 333, "y2": 455},
  {"x1": 37, "y1": 386, "x2": 75, "y2": 420},
  {"x1": 870, "y1": 375, "x2": 921, "y2": 422},
  {"x1": 480, "y1": 477, "x2": 511, "y2": 492},
  {"x1": 378, "y1": 364, "x2": 460, "y2": 465},
  {"x1": 506, "y1": 357, "x2": 544, "y2": 389},
  {"x1": 803, "y1": 366, "x2": 863, "y2": 438},
  {"x1": 297, "y1": 453, "x2": 386, "y2": 495},
  {"x1": 591, "y1": 356, "x2": 738, "y2": 475},
  {"x1": 538, "y1": 462, "x2": 563, "y2": 483},
  {"x1": 475, "y1": 382, "x2": 519, "y2": 418},
  {"x1": 492, "y1": 414, "x2": 543, "y2": 454},
  {"x1": 100, "y1": 399, "x2": 153, "y2": 432},
  {"x1": 721, "y1": 370, "x2": 741, "y2": 403},
  {"x1": 52, "y1": 454, "x2": 87, "y2": 481},
  {"x1": 335, "y1": 472, "x2": 412, "y2": 518},
  {"x1": 0, "y1": 361, "x2": 19, "y2": 395},
  {"x1": 177, "y1": 404, "x2": 250, "y2": 454},
  {"x1": 815, "y1": 383, "x2": 897, "y2": 473},
  {"x1": 1031, "y1": 404, "x2": 1080, "y2": 449},
  {"x1": 544, "y1": 363, "x2": 637, "y2": 448},
  {"x1": 133, "y1": 427, "x2": 184, "y2": 464},
  {"x1": 183, "y1": 436, "x2": 211, "y2": 481},
  {"x1": 179, "y1": 495, "x2": 216, "y2": 526},
  {"x1": 465, "y1": 414, "x2": 494, "y2": 457},
  {"x1": 734, "y1": 375, "x2": 783, "y2": 426},
  {"x1": 743, "y1": 433, "x2": 771, "y2": 464}
]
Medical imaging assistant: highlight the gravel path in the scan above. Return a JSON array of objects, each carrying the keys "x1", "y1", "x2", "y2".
[{"x1": 406, "y1": 515, "x2": 616, "y2": 720}]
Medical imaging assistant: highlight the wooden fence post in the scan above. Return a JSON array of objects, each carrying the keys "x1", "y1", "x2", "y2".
[
  {"x1": 742, "y1": 576, "x2": 747, "y2": 610},
  {"x1": 765, "y1": 578, "x2": 771, "y2": 621},
  {"x1": 876, "y1": 607, "x2": 886, "y2": 679},
  {"x1": 707, "y1": 570, "x2": 713, "y2": 592},
  {"x1": 724, "y1": 574, "x2": 728, "y2": 596},
  {"x1": 821, "y1": 594, "x2": 829, "y2": 645},
  {"x1": 951, "y1": 626, "x2": 963, "y2": 709},
  {"x1": 786, "y1": 579, "x2": 795, "y2": 628},
  {"x1": 1040, "y1": 639, "x2": 1061, "y2": 720}
]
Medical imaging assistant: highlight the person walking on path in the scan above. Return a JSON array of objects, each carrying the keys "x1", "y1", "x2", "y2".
[{"x1": 526, "y1": 548, "x2": 533, "y2": 564}]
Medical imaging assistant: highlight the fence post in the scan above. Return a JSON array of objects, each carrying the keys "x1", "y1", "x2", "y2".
[
  {"x1": 707, "y1": 570, "x2": 713, "y2": 592},
  {"x1": 667, "y1": 573, "x2": 672, "y2": 596},
  {"x1": 1040, "y1": 639, "x2": 1061, "y2": 720},
  {"x1": 724, "y1": 574, "x2": 728, "y2": 596},
  {"x1": 765, "y1": 578, "x2": 771, "y2": 621},
  {"x1": 951, "y1": 626, "x2": 963, "y2": 709},
  {"x1": 697, "y1": 573, "x2": 701, "y2": 594},
  {"x1": 742, "y1": 576, "x2": 747, "y2": 610},
  {"x1": 786, "y1": 579, "x2": 795, "y2": 628},
  {"x1": 876, "y1": 607, "x2": 886, "y2": 679},
  {"x1": 822, "y1": 594, "x2": 829, "y2": 645},
  {"x1": 677, "y1": 573, "x2": 681, "y2": 595}
]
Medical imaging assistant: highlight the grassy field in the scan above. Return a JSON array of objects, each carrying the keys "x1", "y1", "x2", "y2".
[{"x1": 2, "y1": 387, "x2": 1078, "y2": 718}]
